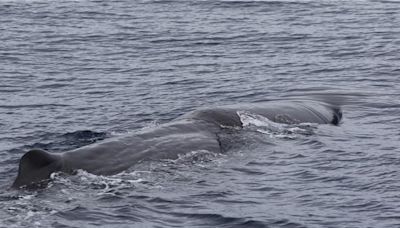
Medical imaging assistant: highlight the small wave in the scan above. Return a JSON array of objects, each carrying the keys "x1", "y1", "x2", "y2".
[
  {"x1": 0, "y1": 89, "x2": 24, "y2": 93},
  {"x1": 231, "y1": 167, "x2": 266, "y2": 175},
  {"x1": 173, "y1": 150, "x2": 224, "y2": 165},
  {"x1": 217, "y1": 0, "x2": 313, "y2": 2},
  {"x1": 0, "y1": 190, "x2": 55, "y2": 228},
  {"x1": 0, "y1": 104, "x2": 70, "y2": 109},
  {"x1": 205, "y1": 0, "x2": 319, "y2": 8},
  {"x1": 165, "y1": 211, "x2": 270, "y2": 228},
  {"x1": 50, "y1": 170, "x2": 143, "y2": 194},
  {"x1": 61, "y1": 130, "x2": 107, "y2": 141},
  {"x1": 59, "y1": 130, "x2": 108, "y2": 149},
  {"x1": 36, "y1": 83, "x2": 70, "y2": 89},
  {"x1": 22, "y1": 130, "x2": 108, "y2": 153}
]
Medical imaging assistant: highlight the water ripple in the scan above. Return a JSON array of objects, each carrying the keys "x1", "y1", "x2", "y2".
[{"x1": 1, "y1": 0, "x2": 400, "y2": 227}]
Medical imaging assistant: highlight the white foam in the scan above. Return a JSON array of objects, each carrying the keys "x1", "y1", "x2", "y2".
[
  {"x1": 237, "y1": 110, "x2": 317, "y2": 139},
  {"x1": 238, "y1": 110, "x2": 284, "y2": 130}
]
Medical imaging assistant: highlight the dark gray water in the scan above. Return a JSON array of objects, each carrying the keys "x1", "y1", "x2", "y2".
[{"x1": 1, "y1": 0, "x2": 400, "y2": 227}]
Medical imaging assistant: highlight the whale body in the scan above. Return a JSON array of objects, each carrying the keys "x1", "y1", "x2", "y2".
[{"x1": 12, "y1": 100, "x2": 342, "y2": 188}]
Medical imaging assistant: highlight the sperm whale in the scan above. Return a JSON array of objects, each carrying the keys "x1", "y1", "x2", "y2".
[{"x1": 12, "y1": 100, "x2": 342, "y2": 188}]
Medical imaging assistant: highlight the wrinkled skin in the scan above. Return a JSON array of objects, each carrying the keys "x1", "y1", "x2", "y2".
[{"x1": 12, "y1": 100, "x2": 342, "y2": 188}]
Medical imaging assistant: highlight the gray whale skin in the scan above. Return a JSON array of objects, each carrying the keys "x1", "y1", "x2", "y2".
[{"x1": 12, "y1": 100, "x2": 342, "y2": 188}]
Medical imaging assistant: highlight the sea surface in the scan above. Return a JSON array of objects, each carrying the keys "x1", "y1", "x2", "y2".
[{"x1": 1, "y1": 0, "x2": 400, "y2": 227}]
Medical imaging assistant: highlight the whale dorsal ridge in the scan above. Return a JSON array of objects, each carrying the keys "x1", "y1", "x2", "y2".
[{"x1": 12, "y1": 149, "x2": 62, "y2": 188}]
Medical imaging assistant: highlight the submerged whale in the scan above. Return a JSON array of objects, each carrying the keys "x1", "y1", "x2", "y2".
[{"x1": 12, "y1": 100, "x2": 342, "y2": 188}]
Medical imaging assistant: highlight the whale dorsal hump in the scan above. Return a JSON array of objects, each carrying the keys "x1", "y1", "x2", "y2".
[{"x1": 12, "y1": 149, "x2": 62, "y2": 188}]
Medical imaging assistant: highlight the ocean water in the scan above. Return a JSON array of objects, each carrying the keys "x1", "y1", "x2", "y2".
[{"x1": 1, "y1": 0, "x2": 400, "y2": 227}]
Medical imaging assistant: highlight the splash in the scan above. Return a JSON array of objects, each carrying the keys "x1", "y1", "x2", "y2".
[
  {"x1": 237, "y1": 111, "x2": 317, "y2": 139},
  {"x1": 49, "y1": 170, "x2": 144, "y2": 194},
  {"x1": 174, "y1": 150, "x2": 224, "y2": 165}
]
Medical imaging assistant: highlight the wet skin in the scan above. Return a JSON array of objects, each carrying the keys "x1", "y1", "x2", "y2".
[{"x1": 12, "y1": 100, "x2": 342, "y2": 188}]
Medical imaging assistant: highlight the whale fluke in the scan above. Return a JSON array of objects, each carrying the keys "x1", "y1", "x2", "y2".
[{"x1": 12, "y1": 149, "x2": 62, "y2": 188}]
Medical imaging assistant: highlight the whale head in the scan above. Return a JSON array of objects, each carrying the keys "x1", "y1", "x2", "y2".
[{"x1": 12, "y1": 149, "x2": 63, "y2": 189}]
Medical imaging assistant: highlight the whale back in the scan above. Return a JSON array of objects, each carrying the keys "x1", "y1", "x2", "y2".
[
  {"x1": 11, "y1": 100, "x2": 343, "y2": 189},
  {"x1": 180, "y1": 108, "x2": 243, "y2": 127},
  {"x1": 182, "y1": 100, "x2": 342, "y2": 127},
  {"x1": 12, "y1": 149, "x2": 62, "y2": 188}
]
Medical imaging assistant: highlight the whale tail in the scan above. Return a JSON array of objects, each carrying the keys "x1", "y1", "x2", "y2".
[{"x1": 12, "y1": 149, "x2": 62, "y2": 188}]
